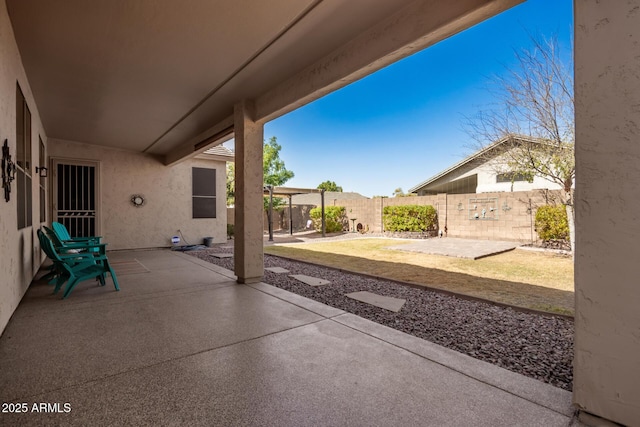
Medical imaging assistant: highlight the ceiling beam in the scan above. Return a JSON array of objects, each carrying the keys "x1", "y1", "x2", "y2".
[{"x1": 163, "y1": 114, "x2": 235, "y2": 166}]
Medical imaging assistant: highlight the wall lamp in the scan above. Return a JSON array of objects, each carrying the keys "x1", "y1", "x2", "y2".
[{"x1": 36, "y1": 166, "x2": 48, "y2": 178}]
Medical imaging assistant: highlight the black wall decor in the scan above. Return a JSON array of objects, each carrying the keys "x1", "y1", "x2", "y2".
[{"x1": 2, "y1": 139, "x2": 17, "y2": 202}]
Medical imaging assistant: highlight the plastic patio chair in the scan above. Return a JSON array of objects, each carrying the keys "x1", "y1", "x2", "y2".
[
  {"x1": 38, "y1": 229, "x2": 120, "y2": 298},
  {"x1": 52, "y1": 221, "x2": 102, "y2": 245},
  {"x1": 51, "y1": 222, "x2": 102, "y2": 253},
  {"x1": 43, "y1": 225, "x2": 102, "y2": 254}
]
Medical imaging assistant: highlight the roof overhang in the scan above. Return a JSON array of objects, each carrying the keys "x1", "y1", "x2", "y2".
[
  {"x1": 408, "y1": 134, "x2": 540, "y2": 193},
  {"x1": 264, "y1": 186, "x2": 323, "y2": 197},
  {"x1": 7, "y1": 0, "x2": 523, "y2": 165}
]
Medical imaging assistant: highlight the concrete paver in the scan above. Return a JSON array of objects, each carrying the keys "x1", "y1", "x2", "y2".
[
  {"x1": 265, "y1": 266, "x2": 290, "y2": 273},
  {"x1": 387, "y1": 237, "x2": 519, "y2": 259},
  {"x1": 289, "y1": 274, "x2": 330, "y2": 286},
  {"x1": 345, "y1": 291, "x2": 406, "y2": 312}
]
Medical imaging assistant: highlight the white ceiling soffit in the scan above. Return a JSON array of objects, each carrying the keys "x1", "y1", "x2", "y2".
[{"x1": 7, "y1": 0, "x2": 522, "y2": 160}]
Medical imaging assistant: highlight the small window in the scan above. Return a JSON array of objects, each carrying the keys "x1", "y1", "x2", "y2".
[
  {"x1": 16, "y1": 84, "x2": 32, "y2": 229},
  {"x1": 192, "y1": 167, "x2": 216, "y2": 218},
  {"x1": 496, "y1": 172, "x2": 528, "y2": 183}
]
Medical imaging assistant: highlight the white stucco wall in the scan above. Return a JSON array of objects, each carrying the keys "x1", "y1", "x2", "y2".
[
  {"x1": 419, "y1": 154, "x2": 564, "y2": 195},
  {"x1": 0, "y1": 1, "x2": 48, "y2": 334},
  {"x1": 476, "y1": 159, "x2": 563, "y2": 193},
  {"x1": 48, "y1": 139, "x2": 227, "y2": 250},
  {"x1": 574, "y1": 2, "x2": 640, "y2": 426}
]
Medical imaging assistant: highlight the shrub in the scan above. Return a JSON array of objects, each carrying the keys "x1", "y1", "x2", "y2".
[
  {"x1": 535, "y1": 205, "x2": 569, "y2": 241},
  {"x1": 383, "y1": 205, "x2": 437, "y2": 232},
  {"x1": 309, "y1": 206, "x2": 347, "y2": 233},
  {"x1": 227, "y1": 224, "x2": 234, "y2": 238}
]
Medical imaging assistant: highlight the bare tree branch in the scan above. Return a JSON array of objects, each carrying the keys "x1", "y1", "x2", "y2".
[{"x1": 463, "y1": 33, "x2": 574, "y2": 207}]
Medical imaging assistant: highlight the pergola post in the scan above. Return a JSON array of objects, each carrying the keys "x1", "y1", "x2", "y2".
[
  {"x1": 288, "y1": 195, "x2": 293, "y2": 235},
  {"x1": 267, "y1": 185, "x2": 273, "y2": 242},
  {"x1": 321, "y1": 189, "x2": 325, "y2": 237}
]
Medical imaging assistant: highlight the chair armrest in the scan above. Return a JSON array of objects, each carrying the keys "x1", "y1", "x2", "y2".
[{"x1": 63, "y1": 236, "x2": 102, "y2": 242}]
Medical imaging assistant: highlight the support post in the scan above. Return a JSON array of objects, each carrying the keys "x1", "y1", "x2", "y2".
[
  {"x1": 267, "y1": 185, "x2": 273, "y2": 242},
  {"x1": 288, "y1": 195, "x2": 293, "y2": 235},
  {"x1": 233, "y1": 100, "x2": 264, "y2": 284},
  {"x1": 574, "y1": 3, "x2": 640, "y2": 425},
  {"x1": 321, "y1": 189, "x2": 325, "y2": 237}
]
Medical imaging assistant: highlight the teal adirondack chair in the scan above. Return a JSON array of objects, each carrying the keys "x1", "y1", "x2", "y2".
[
  {"x1": 38, "y1": 229, "x2": 120, "y2": 298},
  {"x1": 43, "y1": 225, "x2": 101, "y2": 254},
  {"x1": 51, "y1": 222, "x2": 101, "y2": 253},
  {"x1": 52, "y1": 221, "x2": 101, "y2": 244},
  {"x1": 51, "y1": 221, "x2": 102, "y2": 252}
]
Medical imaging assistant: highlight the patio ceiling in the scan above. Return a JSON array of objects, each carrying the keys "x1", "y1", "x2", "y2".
[{"x1": 7, "y1": 0, "x2": 522, "y2": 163}]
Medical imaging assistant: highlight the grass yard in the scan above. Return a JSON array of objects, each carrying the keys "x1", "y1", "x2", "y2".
[{"x1": 265, "y1": 238, "x2": 574, "y2": 316}]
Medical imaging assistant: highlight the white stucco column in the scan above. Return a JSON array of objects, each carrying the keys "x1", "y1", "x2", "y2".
[
  {"x1": 233, "y1": 100, "x2": 264, "y2": 284},
  {"x1": 574, "y1": 2, "x2": 640, "y2": 426}
]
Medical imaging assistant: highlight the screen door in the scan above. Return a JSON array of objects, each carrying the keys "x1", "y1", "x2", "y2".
[{"x1": 52, "y1": 159, "x2": 100, "y2": 238}]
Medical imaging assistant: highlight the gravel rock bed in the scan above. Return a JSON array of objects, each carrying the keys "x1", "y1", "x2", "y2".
[{"x1": 188, "y1": 246, "x2": 574, "y2": 391}]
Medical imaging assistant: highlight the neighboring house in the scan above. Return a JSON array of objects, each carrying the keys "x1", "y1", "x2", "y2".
[
  {"x1": 409, "y1": 136, "x2": 564, "y2": 196},
  {"x1": 290, "y1": 191, "x2": 368, "y2": 206}
]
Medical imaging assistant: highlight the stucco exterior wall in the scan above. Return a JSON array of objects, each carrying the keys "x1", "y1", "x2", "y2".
[
  {"x1": 416, "y1": 153, "x2": 564, "y2": 195},
  {"x1": 476, "y1": 157, "x2": 563, "y2": 193},
  {"x1": 48, "y1": 139, "x2": 227, "y2": 250},
  {"x1": 574, "y1": 2, "x2": 640, "y2": 425},
  {"x1": 0, "y1": 1, "x2": 48, "y2": 334}
]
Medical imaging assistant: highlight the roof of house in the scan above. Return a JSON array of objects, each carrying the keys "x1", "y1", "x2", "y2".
[
  {"x1": 290, "y1": 191, "x2": 368, "y2": 205},
  {"x1": 408, "y1": 135, "x2": 541, "y2": 193},
  {"x1": 196, "y1": 145, "x2": 235, "y2": 162}
]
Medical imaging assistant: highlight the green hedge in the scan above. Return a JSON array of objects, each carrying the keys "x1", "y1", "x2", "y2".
[
  {"x1": 535, "y1": 205, "x2": 569, "y2": 241},
  {"x1": 309, "y1": 206, "x2": 347, "y2": 233},
  {"x1": 383, "y1": 205, "x2": 437, "y2": 232}
]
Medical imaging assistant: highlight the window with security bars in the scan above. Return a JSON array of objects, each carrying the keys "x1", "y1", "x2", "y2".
[{"x1": 192, "y1": 168, "x2": 216, "y2": 218}]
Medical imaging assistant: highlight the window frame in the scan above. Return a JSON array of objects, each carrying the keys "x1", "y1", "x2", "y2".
[
  {"x1": 16, "y1": 83, "x2": 32, "y2": 229},
  {"x1": 39, "y1": 136, "x2": 46, "y2": 223},
  {"x1": 496, "y1": 172, "x2": 528, "y2": 183},
  {"x1": 192, "y1": 167, "x2": 217, "y2": 219}
]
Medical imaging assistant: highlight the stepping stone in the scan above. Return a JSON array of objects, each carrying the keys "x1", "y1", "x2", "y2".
[
  {"x1": 290, "y1": 274, "x2": 330, "y2": 287},
  {"x1": 265, "y1": 267, "x2": 290, "y2": 274},
  {"x1": 211, "y1": 253, "x2": 233, "y2": 258},
  {"x1": 345, "y1": 291, "x2": 406, "y2": 313}
]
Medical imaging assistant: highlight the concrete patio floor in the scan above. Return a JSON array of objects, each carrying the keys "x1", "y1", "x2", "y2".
[{"x1": 0, "y1": 249, "x2": 579, "y2": 426}]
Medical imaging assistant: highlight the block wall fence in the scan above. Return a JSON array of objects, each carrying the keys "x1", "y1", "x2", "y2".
[{"x1": 228, "y1": 189, "x2": 564, "y2": 243}]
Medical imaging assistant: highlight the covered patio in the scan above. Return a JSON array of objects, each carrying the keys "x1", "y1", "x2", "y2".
[
  {"x1": 0, "y1": 249, "x2": 574, "y2": 426},
  {"x1": 1, "y1": 0, "x2": 640, "y2": 425}
]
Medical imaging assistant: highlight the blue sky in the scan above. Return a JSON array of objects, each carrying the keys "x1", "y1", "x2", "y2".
[{"x1": 256, "y1": 0, "x2": 573, "y2": 197}]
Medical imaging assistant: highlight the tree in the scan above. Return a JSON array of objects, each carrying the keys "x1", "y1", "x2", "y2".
[
  {"x1": 317, "y1": 180, "x2": 343, "y2": 192},
  {"x1": 225, "y1": 136, "x2": 295, "y2": 209},
  {"x1": 226, "y1": 162, "x2": 235, "y2": 206},
  {"x1": 263, "y1": 136, "x2": 294, "y2": 187},
  {"x1": 263, "y1": 136, "x2": 294, "y2": 211},
  {"x1": 392, "y1": 187, "x2": 416, "y2": 197},
  {"x1": 392, "y1": 187, "x2": 405, "y2": 197},
  {"x1": 464, "y1": 34, "x2": 575, "y2": 252}
]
